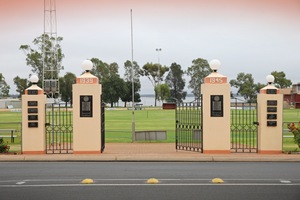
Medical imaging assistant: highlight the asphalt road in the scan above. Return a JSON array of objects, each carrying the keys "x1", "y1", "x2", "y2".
[{"x1": 0, "y1": 162, "x2": 300, "y2": 200}]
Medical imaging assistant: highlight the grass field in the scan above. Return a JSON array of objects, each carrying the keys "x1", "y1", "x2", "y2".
[{"x1": 0, "y1": 108, "x2": 299, "y2": 153}]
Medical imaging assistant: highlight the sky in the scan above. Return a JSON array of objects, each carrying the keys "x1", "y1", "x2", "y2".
[{"x1": 0, "y1": 0, "x2": 300, "y2": 95}]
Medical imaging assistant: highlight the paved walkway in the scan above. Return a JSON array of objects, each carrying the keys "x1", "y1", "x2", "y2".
[{"x1": 0, "y1": 143, "x2": 299, "y2": 162}]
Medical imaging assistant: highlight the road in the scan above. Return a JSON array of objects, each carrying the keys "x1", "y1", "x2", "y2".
[{"x1": 0, "y1": 162, "x2": 299, "y2": 200}]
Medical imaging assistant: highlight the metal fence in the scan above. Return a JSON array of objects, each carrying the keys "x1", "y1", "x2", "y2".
[
  {"x1": 45, "y1": 103, "x2": 73, "y2": 154},
  {"x1": 176, "y1": 98, "x2": 203, "y2": 152},
  {"x1": 230, "y1": 99, "x2": 258, "y2": 153}
]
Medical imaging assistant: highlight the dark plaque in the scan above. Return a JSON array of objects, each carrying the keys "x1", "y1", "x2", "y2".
[
  {"x1": 267, "y1": 107, "x2": 277, "y2": 112},
  {"x1": 28, "y1": 108, "x2": 38, "y2": 113},
  {"x1": 27, "y1": 89, "x2": 38, "y2": 95},
  {"x1": 210, "y1": 95, "x2": 223, "y2": 117},
  {"x1": 80, "y1": 95, "x2": 93, "y2": 117},
  {"x1": 267, "y1": 114, "x2": 277, "y2": 120},
  {"x1": 267, "y1": 100, "x2": 277, "y2": 106},
  {"x1": 28, "y1": 122, "x2": 38, "y2": 128},
  {"x1": 266, "y1": 89, "x2": 277, "y2": 94},
  {"x1": 267, "y1": 121, "x2": 277, "y2": 127},
  {"x1": 27, "y1": 101, "x2": 38, "y2": 106},
  {"x1": 28, "y1": 115, "x2": 38, "y2": 121}
]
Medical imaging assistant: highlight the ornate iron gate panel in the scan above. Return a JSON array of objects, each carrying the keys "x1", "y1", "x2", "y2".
[
  {"x1": 176, "y1": 98, "x2": 203, "y2": 152},
  {"x1": 46, "y1": 103, "x2": 73, "y2": 154},
  {"x1": 101, "y1": 101, "x2": 105, "y2": 153},
  {"x1": 230, "y1": 99, "x2": 258, "y2": 153}
]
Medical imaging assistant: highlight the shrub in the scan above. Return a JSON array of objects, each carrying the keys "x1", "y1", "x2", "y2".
[
  {"x1": 0, "y1": 138, "x2": 10, "y2": 153},
  {"x1": 287, "y1": 122, "x2": 300, "y2": 148}
]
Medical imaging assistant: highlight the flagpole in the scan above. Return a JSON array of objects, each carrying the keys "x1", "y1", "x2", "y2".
[{"x1": 131, "y1": 9, "x2": 135, "y2": 142}]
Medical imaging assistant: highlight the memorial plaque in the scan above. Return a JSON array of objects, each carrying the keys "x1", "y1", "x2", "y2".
[
  {"x1": 267, "y1": 121, "x2": 277, "y2": 127},
  {"x1": 28, "y1": 115, "x2": 38, "y2": 121},
  {"x1": 267, "y1": 100, "x2": 277, "y2": 106},
  {"x1": 266, "y1": 89, "x2": 277, "y2": 94},
  {"x1": 267, "y1": 107, "x2": 277, "y2": 112},
  {"x1": 210, "y1": 95, "x2": 223, "y2": 117},
  {"x1": 28, "y1": 108, "x2": 38, "y2": 113},
  {"x1": 27, "y1": 89, "x2": 38, "y2": 95},
  {"x1": 28, "y1": 122, "x2": 38, "y2": 128},
  {"x1": 267, "y1": 114, "x2": 277, "y2": 120},
  {"x1": 80, "y1": 95, "x2": 93, "y2": 117},
  {"x1": 27, "y1": 101, "x2": 38, "y2": 106}
]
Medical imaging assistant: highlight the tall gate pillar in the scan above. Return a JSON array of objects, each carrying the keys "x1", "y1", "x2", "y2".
[
  {"x1": 201, "y1": 60, "x2": 231, "y2": 154},
  {"x1": 22, "y1": 75, "x2": 46, "y2": 154},
  {"x1": 257, "y1": 75, "x2": 283, "y2": 154},
  {"x1": 73, "y1": 60, "x2": 102, "y2": 154}
]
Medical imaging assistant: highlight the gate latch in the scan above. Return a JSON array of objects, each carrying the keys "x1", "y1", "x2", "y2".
[{"x1": 253, "y1": 122, "x2": 259, "y2": 126}]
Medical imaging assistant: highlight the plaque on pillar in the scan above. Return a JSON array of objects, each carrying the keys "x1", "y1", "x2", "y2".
[
  {"x1": 80, "y1": 95, "x2": 93, "y2": 117},
  {"x1": 210, "y1": 95, "x2": 223, "y2": 117},
  {"x1": 28, "y1": 101, "x2": 38, "y2": 106},
  {"x1": 267, "y1": 121, "x2": 277, "y2": 127}
]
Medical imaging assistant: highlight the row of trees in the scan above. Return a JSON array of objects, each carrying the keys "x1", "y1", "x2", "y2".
[{"x1": 0, "y1": 34, "x2": 294, "y2": 106}]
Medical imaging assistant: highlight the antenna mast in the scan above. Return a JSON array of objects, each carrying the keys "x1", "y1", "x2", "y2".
[{"x1": 43, "y1": 0, "x2": 59, "y2": 99}]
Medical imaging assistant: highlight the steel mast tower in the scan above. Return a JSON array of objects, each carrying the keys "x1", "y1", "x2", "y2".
[{"x1": 43, "y1": 0, "x2": 59, "y2": 99}]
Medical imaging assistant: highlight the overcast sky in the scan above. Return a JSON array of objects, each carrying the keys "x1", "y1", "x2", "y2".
[{"x1": 1, "y1": 0, "x2": 300, "y2": 94}]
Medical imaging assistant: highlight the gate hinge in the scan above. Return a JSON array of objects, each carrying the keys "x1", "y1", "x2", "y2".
[
  {"x1": 45, "y1": 123, "x2": 50, "y2": 127},
  {"x1": 253, "y1": 122, "x2": 259, "y2": 126}
]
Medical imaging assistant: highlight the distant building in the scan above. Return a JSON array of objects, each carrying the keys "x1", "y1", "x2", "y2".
[{"x1": 280, "y1": 83, "x2": 300, "y2": 109}]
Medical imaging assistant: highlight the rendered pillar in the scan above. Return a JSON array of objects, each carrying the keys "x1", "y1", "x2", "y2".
[
  {"x1": 73, "y1": 62, "x2": 102, "y2": 154},
  {"x1": 201, "y1": 63, "x2": 231, "y2": 154},
  {"x1": 22, "y1": 79, "x2": 46, "y2": 154},
  {"x1": 257, "y1": 80, "x2": 283, "y2": 154}
]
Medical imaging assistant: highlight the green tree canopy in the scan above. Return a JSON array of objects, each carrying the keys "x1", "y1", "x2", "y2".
[
  {"x1": 121, "y1": 60, "x2": 142, "y2": 107},
  {"x1": 90, "y1": 58, "x2": 109, "y2": 83},
  {"x1": 165, "y1": 62, "x2": 186, "y2": 103},
  {"x1": 0, "y1": 73, "x2": 10, "y2": 97},
  {"x1": 13, "y1": 76, "x2": 28, "y2": 97},
  {"x1": 230, "y1": 72, "x2": 264, "y2": 102},
  {"x1": 142, "y1": 62, "x2": 169, "y2": 106},
  {"x1": 186, "y1": 58, "x2": 212, "y2": 100},
  {"x1": 155, "y1": 83, "x2": 170, "y2": 102},
  {"x1": 19, "y1": 34, "x2": 64, "y2": 89},
  {"x1": 271, "y1": 71, "x2": 292, "y2": 88},
  {"x1": 59, "y1": 72, "x2": 76, "y2": 104}
]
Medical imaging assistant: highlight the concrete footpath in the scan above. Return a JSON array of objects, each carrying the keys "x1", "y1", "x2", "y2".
[{"x1": 0, "y1": 143, "x2": 300, "y2": 162}]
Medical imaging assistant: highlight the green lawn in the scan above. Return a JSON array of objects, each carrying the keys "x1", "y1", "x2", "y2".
[
  {"x1": 105, "y1": 109, "x2": 175, "y2": 142},
  {"x1": 0, "y1": 108, "x2": 299, "y2": 153}
]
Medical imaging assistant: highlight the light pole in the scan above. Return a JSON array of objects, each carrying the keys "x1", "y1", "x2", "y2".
[{"x1": 156, "y1": 48, "x2": 162, "y2": 106}]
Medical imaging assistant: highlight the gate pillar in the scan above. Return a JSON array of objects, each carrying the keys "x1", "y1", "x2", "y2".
[
  {"x1": 22, "y1": 75, "x2": 46, "y2": 154},
  {"x1": 73, "y1": 60, "x2": 102, "y2": 154},
  {"x1": 257, "y1": 75, "x2": 283, "y2": 154},
  {"x1": 201, "y1": 60, "x2": 231, "y2": 154}
]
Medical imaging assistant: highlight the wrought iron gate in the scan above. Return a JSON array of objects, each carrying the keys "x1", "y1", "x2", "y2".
[
  {"x1": 230, "y1": 99, "x2": 258, "y2": 153},
  {"x1": 46, "y1": 103, "x2": 73, "y2": 154},
  {"x1": 176, "y1": 98, "x2": 203, "y2": 152},
  {"x1": 101, "y1": 102, "x2": 105, "y2": 153}
]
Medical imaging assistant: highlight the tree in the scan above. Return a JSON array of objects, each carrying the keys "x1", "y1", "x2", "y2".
[
  {"x1": 230, "y1": 72, "x2": 263, "y2": 102},
  {"x1": 59, "y1": 72, "x2": 76, "y2": 104},
  {"x1": 102, "y1": 75, "x2": 128, "y2": 107},
  {"x1": 122, "y1": 60, "x2": 142, "y2": 107},
  {"x1": 186, "y1": 58, "x2": 212, "y2": 100},
  {"x1": 271, "y1": 71, "x2": 292, "y2": 88},
  {"x1": 90, "y1": 58, "x2": 109, "y2": 83},
  {"x1": 155, "y1": 83, "x2": 170, "y2": 102},
  {"x1": 19, "y1": 34, "x2": 64, "y2": 88},
  {"x1": 142, "y1": 62, "x2": 169, "y2": 106},
  {"x1": 0, "y1": 73, "x2": 10, "y2": 97},
  {"x1": 165, "y1": 62, "x2": 186, "y2": 103},
  {"x1": 13, "y1": 76, "x2": 28, "y2": 97},
  {"x1": 120, "y1": 81, "x2": 141, "y2": 107}
]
